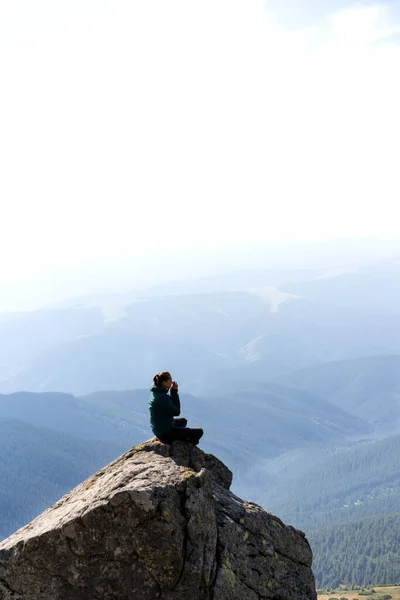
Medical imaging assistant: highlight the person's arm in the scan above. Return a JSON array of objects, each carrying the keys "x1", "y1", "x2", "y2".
[
  {"x1": 170, "y1": 381, "x2": 181, "y2": 413},
  {"x1": 166, "y1": 392, "x2": 181, "y2": 416}
]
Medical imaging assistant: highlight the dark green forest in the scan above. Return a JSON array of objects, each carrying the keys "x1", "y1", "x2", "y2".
[
  {"x1": 0, "y1": 418, "x2": 124, "y2": 539},
  {"x1": 309, "y1": 514, "x2": 400, "y2": 588},
  {"x1": 263, "y1": 435, "x2": 400, "y2": 531}
]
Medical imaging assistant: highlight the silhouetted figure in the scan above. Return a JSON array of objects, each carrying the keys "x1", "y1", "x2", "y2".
[{"x1": 149, "y1": 371, "x2": 203, "y2": 445}]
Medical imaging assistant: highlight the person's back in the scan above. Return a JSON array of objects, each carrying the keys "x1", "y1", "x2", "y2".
[
  {"x1": 149, "y1": 371, "x2": 203, "y2": 445},
  {"x1": 149, "y1": 376, "x2": 181, "y2": 437}
]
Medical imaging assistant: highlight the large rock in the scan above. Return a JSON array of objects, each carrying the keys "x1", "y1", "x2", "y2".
[{"x1": 0, "y1": 439, "x2": 317, "y2": 600}]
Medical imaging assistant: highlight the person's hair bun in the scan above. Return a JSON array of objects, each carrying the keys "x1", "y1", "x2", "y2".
[{"x1": 153, "y1": 371, "x2": 172, "y2": 386}]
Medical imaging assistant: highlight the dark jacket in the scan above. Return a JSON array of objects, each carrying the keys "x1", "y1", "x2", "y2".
[{"x1": 149, "y1": 385, "x2": 181, "y2": 437}]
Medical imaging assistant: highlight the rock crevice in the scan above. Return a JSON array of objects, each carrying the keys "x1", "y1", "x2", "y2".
[{"x1": 0, "y1": 439, "x2": 316, "y2": 600}]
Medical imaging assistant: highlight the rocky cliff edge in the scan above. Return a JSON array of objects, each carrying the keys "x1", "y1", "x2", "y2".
[{"x1": 0, "y1": 439, "x2": 317, "y2": 600}]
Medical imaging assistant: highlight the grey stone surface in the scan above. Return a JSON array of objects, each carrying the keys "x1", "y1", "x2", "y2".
[{"x1": 0, "y1": 439, "x2": 317, "y2": 600}]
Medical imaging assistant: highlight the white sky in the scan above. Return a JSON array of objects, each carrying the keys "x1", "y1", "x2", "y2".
[{"x1": 0, "y1": 0, "x2": 400, "y2": 296}]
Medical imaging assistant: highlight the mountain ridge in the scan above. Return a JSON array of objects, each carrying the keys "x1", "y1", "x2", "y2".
[{"x1": 274, "y1": 355, "x2": 400, "y2": 434}]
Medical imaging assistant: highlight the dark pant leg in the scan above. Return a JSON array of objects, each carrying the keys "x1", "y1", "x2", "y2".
[
  {"x1": 160, "y1": 427, "x2": 204, "y2": 445},
  {"x1": 173, "y1": 417, "x2": 188, "y2": 428},
  {"x1": 191, "y1": 428, "x2": 203, "y2": 444}
]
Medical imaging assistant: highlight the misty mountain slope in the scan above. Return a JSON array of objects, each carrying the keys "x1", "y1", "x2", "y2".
[
  {"x1": 259, "y1": 434, "x2": 400, "y2": 531},
  {"x1": 280, "y1": 260, "x2": 400, "y2": 315},
  {"x1": 275, "y1": 355, "x2": 400, "y2": 433},
  {"x1": 0, "y1": 391, "x2": 149, "y2": 444},
  {"x1": 0, "y1": 383, "x2": 371, "y2": 478},
  {"x1": 46, "y1": 241, "x2": 400, "y2": 310},
  {"x1": 200, "y1": 298, "x2": 400, "y2": 389},
  {"x1": 269, "y1": 298, "x2": 400, "y2": 363},
  {"x1": 126, "y1": 267, "x2": 323, "y2": 298},
  {"x1": 211, "y1": 290, "x2": 400, "y2": 369},
  {"x1": 0, "y1": 329, "x2": 230, "y2": 395},
  {"x1": 82, "y1": 390, "x2": 257, "y2": 470},
  {"x1": 0, "y1": 389, "x2": 261, "y2": 469},
  {"x1": 85, "y1": 385, "x2": 372, "y2": 468},
  {"x1": 0, "y1": 418, "x2": 125, "y2": 540},
  {"x1": 189, "y1": 381, "x2": 372, "y2": 436},
  {"x1": 3, "y1": 258, "x2": 400, "y2": 394},
  {"x1": 8, "y1": 292, "x2": 400, "y2": 397},
  {"x1": 0, "y1": 306, "x2": 104, "y2": 369},
  {"x1": 111, "y1": 291, "x2": 270, "y2": 342}
]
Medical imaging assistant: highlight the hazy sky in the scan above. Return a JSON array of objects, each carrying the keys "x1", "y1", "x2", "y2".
[{"x1": 1, "y1": 0, "x2": 400, "y2": 306}]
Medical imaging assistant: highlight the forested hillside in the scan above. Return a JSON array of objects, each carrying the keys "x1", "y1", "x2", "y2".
[
  {"x1": 262, "y1": 435, "x2": 400, "y2": 530},
  {"x1": 310, "y1": 513, "x2": 400, "y2": 588},
  {"x1": 0, "y1": 418, "x2": 124, "y2": 539}
]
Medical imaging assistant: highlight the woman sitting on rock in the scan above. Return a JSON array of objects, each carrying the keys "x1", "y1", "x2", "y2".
[{"x1": 149, "y1": 371, "x2": 203, "y2": 445}]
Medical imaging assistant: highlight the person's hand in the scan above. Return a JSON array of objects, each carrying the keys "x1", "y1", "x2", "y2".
[{"x1": 172, "y1": 381, "x2": 179, "y2": 391}]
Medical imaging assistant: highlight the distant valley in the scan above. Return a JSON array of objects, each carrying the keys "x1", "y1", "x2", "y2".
[
  {"x1": 1, "y1": 251, "x2": 399, "y2": 587},
  {"x1": 2, "y1": 258, "x2": 400, "y2": 397}
]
